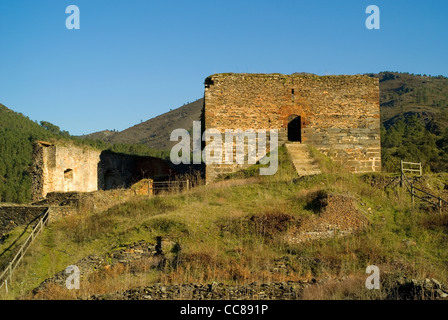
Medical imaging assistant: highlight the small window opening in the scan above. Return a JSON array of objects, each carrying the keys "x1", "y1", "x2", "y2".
[{"x1": 64, "y1": 169, "x2": 73, "y2": 180}]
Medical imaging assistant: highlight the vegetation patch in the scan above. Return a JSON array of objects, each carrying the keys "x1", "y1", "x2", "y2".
[{"x1": 249, "y1": 212, "x2": 298, "y2": 239}]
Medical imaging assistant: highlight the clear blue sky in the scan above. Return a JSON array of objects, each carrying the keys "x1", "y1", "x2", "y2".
[{"x1": 0, "y1": 0, "x2": 447, "y2": 136}]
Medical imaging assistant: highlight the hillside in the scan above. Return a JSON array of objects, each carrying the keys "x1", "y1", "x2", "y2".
[
  {"x1": 3, "y1": 147, "x2": 448, "y2": 300},
  {"x1": 81, "y1": 99, "x2": 204, "y2": 151},
  {"x1": 367, "y1": 72, "x2": 448, "y2": 127},
  {"x1": 368, "y1": 72, "x2": 448, "y2": 173}
]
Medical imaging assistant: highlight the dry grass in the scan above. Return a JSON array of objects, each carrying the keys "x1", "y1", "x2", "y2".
[
  {"x1": 300, "y1": 273, "x2": 382, "y2": 300},
  {"x1": 3, "y1": 148, "x2": 448, "y2": 300},
  {"x1": 31, "y1": 261, "x2": 161, "y2": 300}
]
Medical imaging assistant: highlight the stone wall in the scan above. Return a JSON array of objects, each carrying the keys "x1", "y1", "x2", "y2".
[
  {"x1": 31, "y1": 141, "x2": 101, "y2": 201},
  {"x1": 90, "y1": 281, "x2": 305, "y2": 300},
  {"x1": 0, "y1": 205, "x2": 48, "y2": 237},
  {"x1": 98, "y1": 151, "x2": 175, "y2": 190},
  {"x1": 35, "y1": 189, "x2": 151, "y2": 214},
  {"x1": 203, "y1": 73, "x2": 381, "y2": 182}
]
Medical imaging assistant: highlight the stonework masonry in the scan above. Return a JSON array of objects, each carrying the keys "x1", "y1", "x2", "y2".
[
  {"x1": 31, "y1": 141, "x2": 175, "y2": 201},
  {"x1": 203, "y1": 73, "x2": 381, "y2": 183},
  {"x1": 31, "y1": 141, "x2": 100, "y2": 201}
]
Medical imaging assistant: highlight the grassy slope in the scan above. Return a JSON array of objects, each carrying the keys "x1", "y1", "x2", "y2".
[{"x1": 2, "y1": 147, "x2": 448, "y2": 300}]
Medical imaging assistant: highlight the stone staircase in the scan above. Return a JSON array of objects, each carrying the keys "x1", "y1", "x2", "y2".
[{"x1": 285, "y1": 143, "x2": 321, "y2": 176}]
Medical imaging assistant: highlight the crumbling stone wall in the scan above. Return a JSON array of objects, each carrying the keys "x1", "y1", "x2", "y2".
[
  {"x1": 204, "y1": 73, "x2": 381, "y2": 182},
  {"x1": 31, "y1": 141, "x2": 101, "y2": 201},
  {"x1": 31, "y1": 142, "x2": 176, "y2": 201}
]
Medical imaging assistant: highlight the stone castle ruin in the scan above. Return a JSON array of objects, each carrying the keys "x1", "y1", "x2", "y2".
[
  {"x1": 0, "y1": 72, "x2": 382, "y2": 283},
  {"x1": 203, "y1": 73, "x2": 381, "y2": 183},
  {"x1": 29, "y1": 72, "x2": 381, "y2": 198},
  {"x1": 31, "y1": 141, "x2": 176, "y2": 201}
]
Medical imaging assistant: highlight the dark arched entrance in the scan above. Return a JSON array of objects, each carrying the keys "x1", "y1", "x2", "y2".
[{"x1": 287, "y1": 115, "x2": 302, "y2": 142}]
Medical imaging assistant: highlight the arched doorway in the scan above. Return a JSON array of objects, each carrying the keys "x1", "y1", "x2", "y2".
[{"x1": 288, "y1": 115, "x2": 302, "y2": 142}]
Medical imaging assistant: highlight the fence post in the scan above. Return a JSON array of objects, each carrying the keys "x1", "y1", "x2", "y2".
[
  {"x1": 440, "y1": 198, "x2": 443, "y2": 214},
  {"x1": 400, "y1": 160, "x2": 403, "y2": 187},
  {"x1": 411, "y1": 185, "x2": 414, "y2": 205},
  {"x1": 4, "y1": 280, "x2": 7, "y2": 294},
  {"x1": 186, "y1": 179, "x2": 190, "y2": 191}
]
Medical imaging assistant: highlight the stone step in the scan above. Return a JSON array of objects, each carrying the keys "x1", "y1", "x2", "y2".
[
  {"x1": 296, "y1": 166, "x2": 321, "y2": 171},
  {"x1": 292, "y1": 164, "x2": 320, "y2": 170},
  {"x1": 285, "y1": 143, "x2": 322, "y2": 177},
  {"x1": 295, "y1": 168, "x2": 320, "y2": 172},
  {"x1": 296, "y1": 171, "x2": 321, "y2": 176},
  {"x1": 287, "y1": 154, "x2": 316, "y2": 160},
  {"x1": 286, "y1": 156, "x2": 316, "y2": 162}
]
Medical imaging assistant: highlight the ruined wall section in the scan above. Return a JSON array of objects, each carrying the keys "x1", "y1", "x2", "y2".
[
  {"x1": 31, "y1": 142, "x2": 176, "y2": 201},
  {"x1": 98, "y1": 152, "x2": 175, "y2": 190},
  {"x1": 31, "y1": 142, "x2": 101, "y2": 201},
  {"x1": 204, "y1": 73, "x2": 381, "y2": 182}
]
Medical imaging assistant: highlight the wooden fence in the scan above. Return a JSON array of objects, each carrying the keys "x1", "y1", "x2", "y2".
[
  {"x1": 400, "y1": 160, "x2": 422, "y2": 176},
  {"x1": 152, "y1": 180, "x2": 190, "y2": 195},
  {"x1": 0, "y1": 208, "x2": 50, "y2": 293},
  {"x1": 400, "y1": 160, "x2": 447, "y2": 213}
]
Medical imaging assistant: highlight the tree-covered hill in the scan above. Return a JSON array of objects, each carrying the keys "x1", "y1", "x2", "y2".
[
  {"x1": 0, "y1": 104, "x2": 58, "y2": 203},
  {"x1": 366, "y1": 72, "x2": 448, "y2": 172},
  {"x1": 368, "y1": 71, "x2": 448, "y2": 126}
]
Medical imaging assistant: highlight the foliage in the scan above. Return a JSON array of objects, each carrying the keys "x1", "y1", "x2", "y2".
[
  {"x1": 0, "y1": 105, "x2": 57, "y2": 203},
  {"x1": 381, "y1": 113, "x2": 448, "y2": 173},
  {"x1": 373, "y1": 71, "x2": 448, "y2": 173}
]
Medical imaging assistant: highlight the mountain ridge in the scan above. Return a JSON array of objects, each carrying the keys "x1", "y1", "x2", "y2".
[
  {"x1": 80, "y1": 71, "x2": 448, "y2": 150},
  {"x1": 80, "y1": 98, "x2": 204, "y2": 151}
]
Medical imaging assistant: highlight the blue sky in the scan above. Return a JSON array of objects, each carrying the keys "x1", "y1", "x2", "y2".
[{"x1": 0, "y1": 0, "x2": 447, "y2": 136}]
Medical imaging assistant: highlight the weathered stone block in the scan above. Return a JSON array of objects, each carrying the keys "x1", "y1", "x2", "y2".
[{"x1": 203, "y1": 73, "x2": 381, "y2": 182}]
